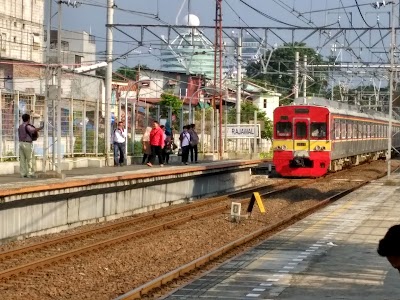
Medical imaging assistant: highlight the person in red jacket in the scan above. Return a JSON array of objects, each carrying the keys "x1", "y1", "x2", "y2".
[{"x1": 147, "y1": 121, "x2": 164, "y2": 167}]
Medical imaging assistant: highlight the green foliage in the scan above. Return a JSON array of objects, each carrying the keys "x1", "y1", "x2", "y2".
[
  {"x1": 159, "y1": 93, "x2": 183, "y2": 113},
  {"x1": 246, "y1": 42, "x2": 328, "y2": 98},
  {"x1": 227, "y1": 101, "x2": 273, "y2": 140},
  {"x1": 259, "y1": 151, "x2": 273, "y2": 159},
  {"x1": 128, "y1": 141, "x2": 142, "y2": 155},
  {"x1": 74, "y1": 130, "x2": 105, "y2": 154}
]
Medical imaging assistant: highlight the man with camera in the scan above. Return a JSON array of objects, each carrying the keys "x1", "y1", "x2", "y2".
[{"x1": 113, "y1": 121, "x2": 127, "y2": 166}]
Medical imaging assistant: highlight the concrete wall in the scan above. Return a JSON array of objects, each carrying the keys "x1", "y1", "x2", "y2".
[{"x1": 0, "y1": 162, "x2": 258, "y2": 242}]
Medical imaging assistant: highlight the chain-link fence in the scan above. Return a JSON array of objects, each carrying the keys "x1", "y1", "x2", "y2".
[{"x1": 0, "y1": 91, "x2": 271, "y2": 165}]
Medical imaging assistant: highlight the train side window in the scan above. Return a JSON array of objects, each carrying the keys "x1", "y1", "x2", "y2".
[
  {"x1": 295, "y1": 122, "x2": 308, "y2": 139},
  {"x1": 276, "y1": 122, "x2": 292, "y2": 137},
  {"x1": 311, "y1": 122, "x2": 326, "y2": 139},
  {"x1": 363, "y1": 123, "x2": 367, "y2": 138},
  {"x1": 347, "y1": 121, "x2": 353, "y2": 139},
  {"x1": 341, "y1": 120, "x2": 347, "y2": 139},
  {"x1": 334, "y1": 119, "x2": 340, "y2": 139},
  {"x1": 354, "y1": 122, "x2": 358, "y2": 139}
]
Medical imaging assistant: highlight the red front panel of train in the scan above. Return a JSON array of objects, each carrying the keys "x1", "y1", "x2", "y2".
[{"x1": 273, "y1": 105, "x2": 331, "y2": 177}]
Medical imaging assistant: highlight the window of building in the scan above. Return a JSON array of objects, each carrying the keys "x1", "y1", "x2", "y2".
[
  {"x1": 75, "y1": 55, "x2": 82, "y2": 67},
  {"x1": 263, "y1": 99, "x2": 267, "y2": 109},
  {"x1": 1, "y1": 33, "x2": 6, "y2": 51},
  {"x1": 13, "y1": 36, "x2": 16, "y2": 43},
  {"x1": 14, "y1": 22, "x2": 17, "y2": 27},
  {"x1": 22, "y1": 24, "x2": 25, "y2": 29}
]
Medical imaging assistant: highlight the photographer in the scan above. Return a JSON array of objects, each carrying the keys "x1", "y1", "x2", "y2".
[{"x1": 113, "y1": 121, "x2": 127, "y2": 166}]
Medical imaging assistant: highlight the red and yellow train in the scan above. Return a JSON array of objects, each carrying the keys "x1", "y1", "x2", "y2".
[{"x1": 272, "y1": 97, "x2": 400, "y2": 177}]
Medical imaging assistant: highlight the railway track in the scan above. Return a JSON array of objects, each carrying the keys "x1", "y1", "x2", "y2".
[
  {"x1": 0, "y1": 161, "x2": 397, "y2": 300},
  {"x1": 0, "y1": 180, "x2": 307, "y2": 282}
]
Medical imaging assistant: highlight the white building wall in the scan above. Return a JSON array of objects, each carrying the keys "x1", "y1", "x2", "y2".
[
  {"x1": 0, "y1": 0, "x2": 44, "y2": 63},
  {"x1": 253, "y1": 94, "x2": 279, "y2": 121}
]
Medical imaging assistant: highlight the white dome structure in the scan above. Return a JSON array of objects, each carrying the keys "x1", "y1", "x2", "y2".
[{"x1": 181, "y1": 14, "x2": 200, "y2": 27}]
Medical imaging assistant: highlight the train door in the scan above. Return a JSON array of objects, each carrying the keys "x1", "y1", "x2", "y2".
[{"x1": 293, "y1": 118, "x2": 310, "y2": 156}]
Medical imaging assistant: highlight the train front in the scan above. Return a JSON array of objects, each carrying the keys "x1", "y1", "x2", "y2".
[{"x1": 272, "y1": 105, "x2": 331, "y2": 177}]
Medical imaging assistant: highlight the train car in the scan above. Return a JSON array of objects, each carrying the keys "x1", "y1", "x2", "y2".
[{"x1": 272, "y1": 97, "x2": 400, "y2": 177}]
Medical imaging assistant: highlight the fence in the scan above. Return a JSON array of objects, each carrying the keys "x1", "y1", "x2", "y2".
[{"x1": 0, "y1": 90, "x2": 271, "y2": 166}]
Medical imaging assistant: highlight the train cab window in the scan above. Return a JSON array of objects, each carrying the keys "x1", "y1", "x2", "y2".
[
  {"x1": 311, "y1": 122, "x2": 326, "y2": 139},
  {"x1": 276, "y1": 122, "x2": 292, "y2": 137},
  {"x1": 334, "y1": 119, "x2": 340, "y2": 139},
  {"x1": 295, "y1": 122, "x2": 308, "y2": 139}
]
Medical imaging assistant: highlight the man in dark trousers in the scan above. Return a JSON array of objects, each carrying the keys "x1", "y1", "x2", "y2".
[
  {"x1": 378, "y1": 224, "x2": 400, "y2": 273},
  {"x1": 112, "y1": 121, "x2": 127, "y2": 166},
  {"x1": 147, "y1": 121, "x2": 164, "y2": 167},
  {"x1": 188, "y1": 123, "x2": 199, "y2": 163}
]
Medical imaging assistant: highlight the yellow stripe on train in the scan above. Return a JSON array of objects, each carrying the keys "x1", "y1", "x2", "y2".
[{"x1": 273, "y1": 140, "x2": 332, "y2": 151}]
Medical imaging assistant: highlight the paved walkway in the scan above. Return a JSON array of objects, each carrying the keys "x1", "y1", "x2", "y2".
[{"x1": 164, "y1": 174, "x2": 400, "y2": 299}]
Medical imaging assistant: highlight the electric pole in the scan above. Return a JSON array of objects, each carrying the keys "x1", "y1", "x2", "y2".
[
  {"x1": 294, "y1": 52, "x2": 299, "y2": 98},
  {"x1": 387, "y1": 0, "x2": 395, "y2": 177},
  {"x1": 236, "y1": 30, "x2": 242, "y2": 126},
  {"x1": 57, "y1": 1, "x2": 62, "y2": 174},
  {"x1": 303, "y1": 55, "x2": 307, "y2": 98},
  {"x1": 105, "y1": 0, "x2": 114, "y2": 165}
]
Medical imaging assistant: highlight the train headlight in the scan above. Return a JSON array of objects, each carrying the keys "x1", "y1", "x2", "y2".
[
  {"x1": 322, "y1": 146, "x2": 326, "y2": 150},
  {"x1": 281, "y1": 145, "x2": 287, "y2": 150},
  {"x1": 315, "y1": 145, "x2": 321, "y2": 151}
]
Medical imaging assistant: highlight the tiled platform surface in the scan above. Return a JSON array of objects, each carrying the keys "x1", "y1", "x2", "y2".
[{"x1": 164, "y1": 175, "x2": 400, "y2": 300}]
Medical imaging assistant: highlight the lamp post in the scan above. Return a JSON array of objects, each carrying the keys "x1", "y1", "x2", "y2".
[{"x1": 387, "y1": 0, "x2": 395, "y2": 177}]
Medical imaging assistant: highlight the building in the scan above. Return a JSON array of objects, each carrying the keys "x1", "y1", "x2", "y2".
[
  {"x1": 159, "y1": 14, "x2": 216, "y2": 79},
  {"x1": 47, "y1": 30, "x2": 96, "y2": 70},
  {"x1": 0, "y1": 0, "x2": 45, "y2": 64},
  {"x1": 0, "y1": 0, "x2": 45, "y2": 89}
]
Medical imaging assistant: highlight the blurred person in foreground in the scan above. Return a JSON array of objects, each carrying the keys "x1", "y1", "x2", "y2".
[{"x1": 378, "y1": 224, "x2": 400, "y2": 273}]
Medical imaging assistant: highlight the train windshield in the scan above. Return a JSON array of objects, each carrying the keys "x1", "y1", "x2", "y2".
[
  {"x1": 276, "y1": 122, "x2": 292, "y2": 137},
  {"x1": 296, "y1": 122, "x2": 308, "y2": 139},
  {"x1": 311, "y1": 122, "x2": 327, "y2": 139}
]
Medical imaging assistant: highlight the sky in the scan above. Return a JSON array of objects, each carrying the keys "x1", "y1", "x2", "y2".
[{"x1": 52, "y1": 0, "x2": 395, "y2": 73}]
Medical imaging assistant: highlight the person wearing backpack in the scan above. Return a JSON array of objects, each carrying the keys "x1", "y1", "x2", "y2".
[{"x1": 18, "y1": 113, "x2": 42, "y2": 178}]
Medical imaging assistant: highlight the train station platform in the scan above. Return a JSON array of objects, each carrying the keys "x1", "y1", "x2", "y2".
[
  {"x1": 0, "y1": 159, "x2": 268, "y2": 243},
  {"x1": 164, "y1": 174, "x2": 400, "y2": 299}
]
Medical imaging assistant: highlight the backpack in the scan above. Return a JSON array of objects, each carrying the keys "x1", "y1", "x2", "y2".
[{"x1": 26, "y1": 124, "x2": 38, "y2": 141}]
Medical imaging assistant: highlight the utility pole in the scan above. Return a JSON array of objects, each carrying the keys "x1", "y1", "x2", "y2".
[
  {"x1": 56, "y1": 1, "x2": 62, "y2": 174},
  {"x1": 387, "y1": 0, "x2": 396, "y2": 178},
  {"x1": 236, "y1": 30, "x2": 242, "y2": 126},
  {"x1": 303, "y1": 55, "x2": 307, "y2": 98},
  {"x1": 43, "y1": 0, "x2": 51, "y2": 172},
  {"x1": 105, "y1": 0, "x2": 114, "y2": 165},
  {"x1": 235, "y1": 30, "x2": 242, "y2": 153},
  {"x1": 294, "y1": 52, "x2": 299, "y2": 98}
]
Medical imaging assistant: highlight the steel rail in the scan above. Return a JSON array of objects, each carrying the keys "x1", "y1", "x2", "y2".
[
  {"x1": 115, "y1": 178, "x2": 377, "y2": 300},
  {"x1": 0, "y1": 184, "x2": 301, "y2": 281}
]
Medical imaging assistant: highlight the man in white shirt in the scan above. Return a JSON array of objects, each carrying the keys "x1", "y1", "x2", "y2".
[
  {"x1": 179, "y1": 125, "x2": 191, "y2": 165},
  {"x1": 113, "y1": 121, "x2": 127, "y2": 166}
]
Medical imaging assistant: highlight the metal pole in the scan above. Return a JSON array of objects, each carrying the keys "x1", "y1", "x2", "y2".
[
  {"x1": 201, "y1": 107, "x2": 205, "y2": 156},
  {"x1": 236, "y1": 30, "x2": 242, "y2": 153},
  {"x1": 82, "y1": 99, "x2": 87, "y2": 154},
  {"x1": 94, "y1": 96, "x2": 99, "y2": 156},
  {"x1": 254, "y1": 110, "x2": 258, "y2": 158},
  {"x1": 43, "y1": 0, "x2": 51, "y2": 172},
  {"x1": 387, "y1": 1, "x2": 396, "y2": 178},
  {"x1": 236, "y1": 30, "x2": 242, "y2": 125},
  {"x1": 56, "y1": 0, "x2": 62, "y2": 174},
  {"x1": 0, "y1": 90, "x2": 2, "y2": 159},
  {"x1": 131, "y1": 101, "x2": 136, "y2": 156},
  {"x1": 105, "y1": 0, "x2": 114, "y2": 164},
  {"x1": 303, "y1": 55, "x2": 307, "y2": 98},
  {"x1": 15, "y1": 92, "x2": 19, "y2": 160},
  {"x1": 210, "y1": 107, "x2": 215, "y2": 154},
  {"x1": 69, "y1": 98, "x2": 74, "y2": 156},
  {"x1": 294, "y1": 52, "x2": 299, "y2": 98}
]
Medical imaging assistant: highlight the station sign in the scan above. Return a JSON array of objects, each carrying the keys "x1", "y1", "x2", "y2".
[{"x1": 223, "y1": 124, "x2": 260, "y2": 139}]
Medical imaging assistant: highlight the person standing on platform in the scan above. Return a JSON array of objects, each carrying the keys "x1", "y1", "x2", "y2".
[
  {"x1": 112, "y1": 121, "x2": 127, "y2": 166},
  {"x1": 141, "y1": 126, "x2": 152, "y2": 164},
  {"x1": 147, "y1": 121, "x2": 164, "y2": 167},
  {"x1": 18, "y1": 113, "x2": 42, "y2": 178},
  {"x1": 378, "y1": 224, "x2": 400, "y2": 273},
  {"x1": 188, "y1": 123, "x2": 199, "y2": 163},
  {"x1": 179, "y1": 125, "x2": 191, "y2": 165},
  {"x1": 163, "y1": 131, "x2": 173, "y2": 165}
]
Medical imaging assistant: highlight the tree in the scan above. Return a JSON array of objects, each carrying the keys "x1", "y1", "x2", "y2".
[
  {"x1": 227, "y1": 101, "x2": 273, "y2": 140},
  {"x1": 114, "y1": 64, "x2": 148, "y2": 80},
  {"x1": 246, "y1": 42, "x2": 328, "y2": 99}
]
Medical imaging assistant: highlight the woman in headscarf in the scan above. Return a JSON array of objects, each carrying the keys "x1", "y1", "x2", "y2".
[{"x1": 141, "y1": 126, "x2": 152, "y2": 164}]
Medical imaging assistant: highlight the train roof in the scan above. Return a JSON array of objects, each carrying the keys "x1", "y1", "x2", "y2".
[{"x1": 291, "y1": 97, "x2": 391, "y2": 122}]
